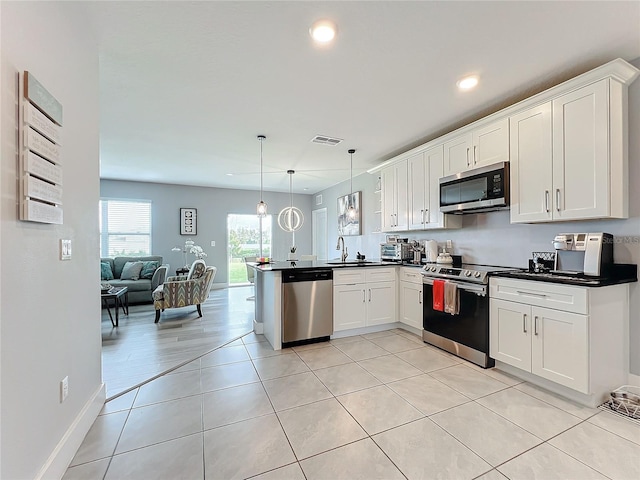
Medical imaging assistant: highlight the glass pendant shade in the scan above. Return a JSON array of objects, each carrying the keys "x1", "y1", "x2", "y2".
[
  {"x1": 257, "y1": 135, "x2": 267, "y2": 217},
  {"x1": 347, "y1": 148, "x2": 357, "y2": 219}
]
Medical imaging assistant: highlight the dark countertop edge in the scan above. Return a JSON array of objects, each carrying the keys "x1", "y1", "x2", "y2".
[
  {"x1": 491, "y1": 271, "x2": 638, "y2": 288},
  {"x1": 248, "y1": 260, "x2": 401, "y2": 272}
]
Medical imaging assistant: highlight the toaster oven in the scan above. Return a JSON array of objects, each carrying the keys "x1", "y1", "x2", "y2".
[{"x1": 380, "y1": 243, "x2": 413, "y2": 262}]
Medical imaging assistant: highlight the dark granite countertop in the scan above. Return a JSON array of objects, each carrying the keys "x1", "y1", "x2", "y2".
[{"x1": 491, "y1": 264, "x2": 637, "y2": 287}]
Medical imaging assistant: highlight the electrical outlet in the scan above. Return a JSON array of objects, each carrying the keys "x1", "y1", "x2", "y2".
[
  {"x1": 60, "y1": 376, "x2": 69, "y2": 403},
  {"x1": 446, "y1": 239, "x2": 453, "y2": 249},
  {"x1": 60, "y1": 239, "x2": 72, "y2": 260},
  {"x1": 210, "y1": 241, "x2": 215, "y2": 247}
]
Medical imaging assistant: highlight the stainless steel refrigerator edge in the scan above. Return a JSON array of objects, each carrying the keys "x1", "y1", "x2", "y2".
[{"x1": 281, "y1": 269, "x2": 333, "y2": 344}]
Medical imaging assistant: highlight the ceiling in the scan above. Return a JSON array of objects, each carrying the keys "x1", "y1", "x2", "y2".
[{"x1": 88, "y1": 1, "x2": 640, "y2": 194}]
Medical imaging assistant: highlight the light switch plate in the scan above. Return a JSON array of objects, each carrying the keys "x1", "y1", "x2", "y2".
[
  {"x1": 210, "y1": 241, "x2": 216, "y2": 247},
  {"x1": 60, "y1": 239, "x2": 72, "y2": 260}
]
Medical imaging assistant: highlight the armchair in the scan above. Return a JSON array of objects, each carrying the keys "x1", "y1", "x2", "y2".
[{"x1": 152, "y1": 262, "x2": 216, "y2": 323}]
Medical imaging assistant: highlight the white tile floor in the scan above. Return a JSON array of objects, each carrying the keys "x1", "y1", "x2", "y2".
[{"x1": 65, "y1": 329, "x2": 640, "y2": 480}]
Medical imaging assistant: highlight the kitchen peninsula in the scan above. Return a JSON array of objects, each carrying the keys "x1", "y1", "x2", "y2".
[{"x1": 249, "y1": 260, "x2": 398, "y2": 350}]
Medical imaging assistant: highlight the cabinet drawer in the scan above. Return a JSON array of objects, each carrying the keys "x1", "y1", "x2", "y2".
[
  {"x1": 400, "y1": 267, "x2": 423, "y2": 284},
  {"x1": 333, "y1": 269, "x2": 367, "y2": 285},
  {"x1": 365, "y1": 267, "x2": 396, "y2": 283},
  {"x1": 490, "y1": 278, "x2": 588, "y2": 315}
]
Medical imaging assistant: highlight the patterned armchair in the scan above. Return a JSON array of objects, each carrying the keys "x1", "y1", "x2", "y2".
[{"x1": 152, "y1": 260, "x2": 216, "y2": 323}]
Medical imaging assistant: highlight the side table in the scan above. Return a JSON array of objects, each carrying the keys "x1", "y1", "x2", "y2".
[
  {"x1": 101, "y1": 286, "x2": 129, "y2": 327},
  {"x1": 176, "y1": 267, "x2": 190, "y2": 276}
]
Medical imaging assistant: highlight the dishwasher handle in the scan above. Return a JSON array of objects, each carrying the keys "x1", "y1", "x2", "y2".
[{"x1": 282, "y1": 269, "x2": 333, "y2": 283}]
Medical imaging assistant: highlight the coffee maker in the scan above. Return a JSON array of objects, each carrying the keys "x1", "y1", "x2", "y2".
[{"x1": 552, "y1": 233, "x2": 613, "y2": 276}]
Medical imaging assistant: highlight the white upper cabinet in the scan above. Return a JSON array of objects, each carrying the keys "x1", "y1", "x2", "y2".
[
  {"x1": 443, "y1": 118, "x2": 509, "y2": 176},
  {"x1": 408, "y1": 146, "x2": 462, "y2": 231},
  {"x1": 511, "y1": 78, "x2": 629, "y2": 223},
  {"x1": 552, "y1": 80, "x2": 610, "y2": 220},
  {"x1": 381, "y1": 160, "x2": 408, "y2": 232},
  {"x1": 510, "y1": 102, "x2": 553, "y2": 223}
]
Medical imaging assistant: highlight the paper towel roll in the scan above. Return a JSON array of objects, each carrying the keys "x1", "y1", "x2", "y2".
[{"x1": 425, "y1": 240, "x2": 438, "y2": 262}]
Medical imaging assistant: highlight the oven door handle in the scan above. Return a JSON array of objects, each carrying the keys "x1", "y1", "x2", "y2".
[{"x1": 422, "y1": 277, "x2": 487, "y2": 296}]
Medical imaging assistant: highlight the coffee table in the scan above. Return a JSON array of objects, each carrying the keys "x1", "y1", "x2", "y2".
[{"x1": 101, "y1": 286, "x2": 129, "y2": 327}]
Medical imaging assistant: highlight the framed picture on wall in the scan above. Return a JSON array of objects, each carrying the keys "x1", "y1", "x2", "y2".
[
  {"x1": 337, "y1": 192, "x2": 361, "y2": 236},
  {"x1": 180, "y1": 208, "x2": 197, "y2": 235}
]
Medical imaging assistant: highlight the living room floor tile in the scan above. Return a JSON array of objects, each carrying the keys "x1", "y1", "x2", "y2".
[
  {"x1": 106, "y1": 433, "x2": 204, "y2": 480},
  {"x1": 203, "y1": 382, "x2": 273, "y2": 430},
  {"x1": 333, "y1": 339, "x2": 389, "y2": 361},
  {"x1": 295, "y1": 345, "x2": 353, "y2": 370},
  {"x1": 252, "y1": 352, "x2": 310, "y2": 380},
  {"x1": 337, "y1": 385, "x2": 423, "y2": 435},
  {"x1": 357, "y1": 354, "x2": 422, "y2": 383},
  {"x1": 203, "y1": 414, "x2": 296, "y2": 480},
  {"x1": 299, "y1": 438, "x2": 405, "y2": 480},
  {"x1": 134, "y1": 369, "x2": 202, "y2": 407},
  {"x1": 431, "y1": 402, "x2": 542, "y2": 467},
  {"x1": 277, "y1": 398, "x2": 367, "y2": 459},
  {"x1": 497, "y1": 442, "x2": 607, "y2": 480},
  {"x1": 200, "y1": 360, "x2": 259, "y2": 392},
  {"x1": 115, "y1": 395, "x2": 202, "y2": 454},
  {"x1": 428, "y1": 364, "x2": 509, "y2": 399},
  {"x1": 476, "y1": 387, "x2": 582, "y2": 440},
  {"x1": 374, "y1": 417, "x2": 491, "y2": 480},
  {"x1": 313, "y1": 362, "x2": 381, "y2": 396},
  {"x1": 262, "y1": 372, "x2": 332, "y2": 411},
  {"x1": 387, "y1": 373, "x2": 471, "y2": 415}
]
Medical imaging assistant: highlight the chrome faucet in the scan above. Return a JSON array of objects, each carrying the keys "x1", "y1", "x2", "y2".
[{"x1": 336, "y1": 236, "x2": 348, "y2": 262}]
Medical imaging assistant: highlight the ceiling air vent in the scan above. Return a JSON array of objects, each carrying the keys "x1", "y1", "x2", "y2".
[{"x1": 311, "y1": 135, "x2": 343, "y2": 146}]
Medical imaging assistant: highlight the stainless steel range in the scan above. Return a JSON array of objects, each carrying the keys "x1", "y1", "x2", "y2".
[{"x1": 421, "y1": 263, "x2": 518, "y2": 368}]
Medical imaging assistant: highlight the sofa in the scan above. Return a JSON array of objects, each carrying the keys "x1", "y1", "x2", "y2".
[{"x1": 101, "y1": 256, "x2": 168, "y2": 304}]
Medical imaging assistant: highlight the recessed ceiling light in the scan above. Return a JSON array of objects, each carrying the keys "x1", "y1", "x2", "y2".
[
  {"x1": 310, "y1": 20, "x2": 337, "y2": 43},
  {"x1": 226, "y1": 173, "x2": 233, "y2": 176},
  {"x1": 457, "y1": 75, "x2": 479, "y2": 91},
  {"x1": 303, "y1": 188, "x2": 309, "y2": 191}
]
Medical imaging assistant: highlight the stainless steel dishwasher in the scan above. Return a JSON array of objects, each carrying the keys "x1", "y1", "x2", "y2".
[{"x1": 282, "y1": 269, "x2": 333, "y2": 345}]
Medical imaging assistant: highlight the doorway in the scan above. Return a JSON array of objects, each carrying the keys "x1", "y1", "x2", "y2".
[
  {"x1": 227, "y1": 214, "x2": 272, "y2": 285},
  {"x1": 312, "y1": 208, "x2": 328, "y2": 260}
]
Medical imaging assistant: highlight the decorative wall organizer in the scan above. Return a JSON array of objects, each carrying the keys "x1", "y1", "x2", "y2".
[
  {"x1": 18, "y1": 71, "x2": 62, "y2": 225},
  {"x1": 19, "y1": 72, "x2": 64, "y2": 224},
  {"x1": 180, "y1": 208, "x2": 197, "y2": 235}
]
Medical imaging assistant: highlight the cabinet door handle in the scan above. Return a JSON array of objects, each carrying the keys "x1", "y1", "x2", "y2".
[
  {"x1": 556, "y1": 189, "x2": 561, "y2": 212},
  {"x1": 362, "y1": 290, "x2": 366, "y2": 303},
  {"x1": 534, "y1": 316, "x2": 539, "y2": 336},
  {"x1": 545, "y1": 190, "x2": 550, "y2": 213},
  {"x1": 368, "y1": 289, "x2": 372, "y2": 302},
  {"x1": 424, "y1": 208, "x2": 428, "y2": 224},
  {"x1": 420, "y1": 209, "x2": 424, "y2": 224},
  {"x1": 419, "y1": 291, "x2": 422, "y2": 304},
  {"x1": 516, "y1": 290, "x2": 547, "y2": 298},
  {"x1": 473, "y1": 145, "x2": 477, "y2": 165},
  {"x1": 466, "y1": 147, "x2": 470, "y2": 167},
  {"x1": 523, "y1": 313, "x2": 527, "y2": 333}
]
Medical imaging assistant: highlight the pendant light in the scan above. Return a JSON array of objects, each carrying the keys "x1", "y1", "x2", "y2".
[
  {"x1": 347, "y1": 149, "x2": 357, "y2": 219},
  {"x1": 256, "y1": 135, "x2": 267, "y2": 217},
  {"x1": 278, "y1": 170, "x2": 304, "y2": 240}
]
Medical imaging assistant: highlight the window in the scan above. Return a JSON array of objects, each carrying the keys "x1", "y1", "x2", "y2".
[
  {"x1": 227, "y1": 214, "x2": 272, "y2": 285},
  {"x1": 99, "y1": 199, "x2": 152, "y2": 257}
]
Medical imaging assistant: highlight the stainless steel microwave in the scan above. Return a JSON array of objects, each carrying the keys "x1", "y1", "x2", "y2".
[{"x1": 439, "y1": 162, "x2": 510, "y2": 214}]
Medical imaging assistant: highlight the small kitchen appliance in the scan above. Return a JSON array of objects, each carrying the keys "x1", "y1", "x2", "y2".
[
  {"x1": 439, "y1": 162, "x2": 510, "y2": 214},
  {"x1": 553, "y1": 233, "x2": 613, "y2": 276},
  {"x1": 421, "y1": 263, "x2": 518, "y2": 367},
  {"x1": 425, "y1": 240, "x2": 439, "y2": 263},
  {"x1": 380, "y1": 242, "x2": 413, "y2": 262}
]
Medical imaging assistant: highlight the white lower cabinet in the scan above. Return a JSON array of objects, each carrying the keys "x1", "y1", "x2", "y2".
[
  {"x1": 490, "y1": 277, "x2": 628, "y2": 402},
  {"x1": 490, "y1": 298, "x2": 588, "y2": 392},
  {"x1": 399, "y1": 267, "x2": 423, "y2": 330},
  {"x1": 333, "y1": 268, "x2": 396, "y2": 332}
]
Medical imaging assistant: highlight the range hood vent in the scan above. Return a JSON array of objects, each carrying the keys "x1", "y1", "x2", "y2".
[{"x1": 311, "y1": 135, "x2": 343, "y2": 146}]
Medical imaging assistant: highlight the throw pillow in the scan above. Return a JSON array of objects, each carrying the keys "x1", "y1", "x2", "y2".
[
  {"x1": 140, "y1": 261, "x2": 159, "y2": 279},
  {"x1": 120, "y1": 261, "x2": 144, "y2": 281},
  {"x1": 101, "y1": 262, "x2": 114, "y2": 281}
]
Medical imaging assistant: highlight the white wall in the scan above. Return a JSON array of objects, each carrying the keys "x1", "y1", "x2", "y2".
[
  {"x1": 100, "y1": 180, "x2": 313, "y2": 284},
  {"x1": 316, "y1": 57, "x2": 640, "y2": 375},
  {"x1": 1, "y1": 3, "x2": 102, "y2": 479}
]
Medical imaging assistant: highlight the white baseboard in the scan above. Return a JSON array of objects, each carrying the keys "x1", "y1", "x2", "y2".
[
  {"x1": 253, "y1": 319, "x2": 264, "y2": 334},
  {"x1": 35, "y1": 383, "x2": 106, "y2": 480}
]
